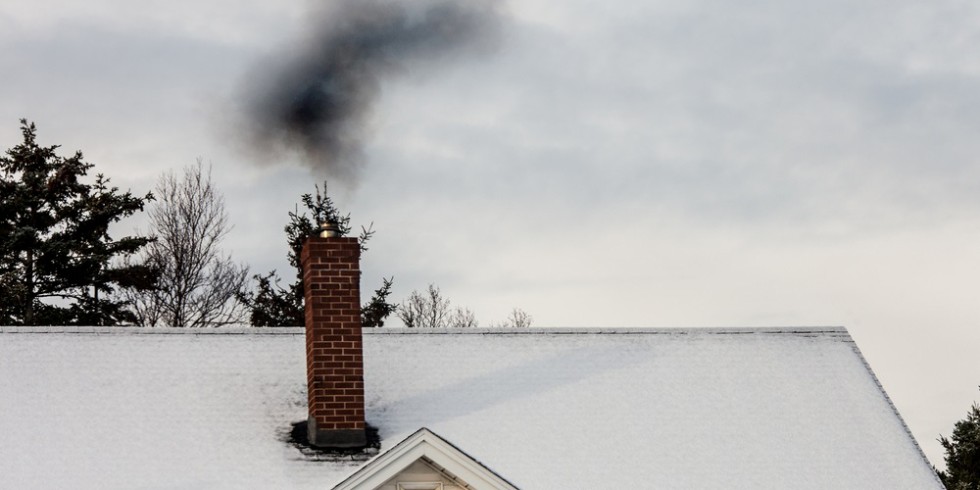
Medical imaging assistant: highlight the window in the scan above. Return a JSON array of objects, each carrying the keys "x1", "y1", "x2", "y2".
[{"x1": 395, "y1": 483, "x2": 443, "y2": 490}]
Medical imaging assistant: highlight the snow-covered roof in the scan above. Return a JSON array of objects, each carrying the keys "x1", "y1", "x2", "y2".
[{"x1": 0, "y1": 327, "x2": 941, "y2": 489}]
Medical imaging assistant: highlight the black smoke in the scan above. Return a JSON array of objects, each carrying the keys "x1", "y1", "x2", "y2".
[{"x1": 241, "y1": 0, "x2": 502, "y2": 179}]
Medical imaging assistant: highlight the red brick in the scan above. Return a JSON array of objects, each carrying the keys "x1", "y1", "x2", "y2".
[{"x1": 302, "y1": 236, "x2": 365, "y2": 442}]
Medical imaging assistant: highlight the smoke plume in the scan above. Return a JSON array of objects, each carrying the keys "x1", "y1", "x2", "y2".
[{"x1": 241, "y1": 0, "x2": 502, "y2": 179}]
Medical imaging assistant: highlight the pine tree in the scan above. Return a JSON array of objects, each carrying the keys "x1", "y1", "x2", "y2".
[
  {"x1": 0, "y1": 119, "x2": 154, "y2": 325},
  {"x1": 361, "y1": 277, "x2": 396, "y2": 328},
  {"x1": 939, "y1": 388, "x2": 980, "y2": 490},
  {"x1": 239, "y1": 183, "x2": 395, "y2": 327}
]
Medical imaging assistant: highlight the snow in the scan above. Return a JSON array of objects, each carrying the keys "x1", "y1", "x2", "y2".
[
  {"x1": 0, "y1": 327, "x2": 941, "y2": 489},
  {"x1": 0, "y1": 329, "x2": 351, "y2": 489}
]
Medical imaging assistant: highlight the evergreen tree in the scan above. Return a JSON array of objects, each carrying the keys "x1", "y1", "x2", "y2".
[
  {"x1": 361, "y1": 277, "x2": 396, "y2": 328},
  {"x1": 939, "y1": 388, "x2": 980, "y2": 489},
  {"x1": 239, "y1": 183, "x2": 395, "y2": 327},
  {"x1": 241, "y1": 271, "x2": 303, "y2": 327},
  {"x1": 0, "y1": 119, "x2": 154, "y2": 325}
]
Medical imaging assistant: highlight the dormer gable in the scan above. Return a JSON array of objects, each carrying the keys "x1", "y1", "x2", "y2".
[{"x1": 332, "y1": 428, "x2": 519, "y2": 490}]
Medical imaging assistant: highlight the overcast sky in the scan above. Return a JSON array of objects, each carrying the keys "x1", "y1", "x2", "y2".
[{"x1": 3, "y1": 0, "x2": 979, "y2": 468}]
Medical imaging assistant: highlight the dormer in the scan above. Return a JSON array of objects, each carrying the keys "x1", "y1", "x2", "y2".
[{"x1": 332, "y1": 428, "x2": 519, "y2": 490}]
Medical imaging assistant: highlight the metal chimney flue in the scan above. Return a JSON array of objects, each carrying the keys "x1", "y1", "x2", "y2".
[{"x1": 318, "y1": 220, "x2": 341, "y2": 238}]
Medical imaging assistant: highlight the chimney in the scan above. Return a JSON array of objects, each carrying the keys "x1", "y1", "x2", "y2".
[{"x1": 301, "y1": 227, "x2": 366, "y2": 448}]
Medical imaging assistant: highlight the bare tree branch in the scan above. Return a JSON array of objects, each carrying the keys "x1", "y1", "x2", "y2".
[
  {"x1": 448, "y1": 306, "x2": 478, "y2": 328},
  {"x1": 124, "y1": 160, "x2": 248, "y2": 327},
  {"x1": 397, "y1": 284, "x2": 451, "y2": 328},
  {"x1": 489, "y1": 308, "x2": 534, "y2": 328},
  {"x1": 506, "y1": 308, "x2": 533, "y2": 328},
  {"x1": 397, "y1": 284, "x2": 530, "y2": 328}
]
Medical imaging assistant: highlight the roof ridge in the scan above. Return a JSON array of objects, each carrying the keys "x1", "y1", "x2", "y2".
[
  {"x1": 0, "y1": 326, "x2": 847, "y2": 336},
  {"x1": 0, "y1": 326, "x2": 305, "y2": 334},
  {"x1": 362, "y1": 326, "x2": 849, "y2": 336}
]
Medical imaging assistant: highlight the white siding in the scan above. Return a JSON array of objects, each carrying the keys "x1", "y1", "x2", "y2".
[{"x1": 376, "y1": 459, "x2": 466, "y2": 490}]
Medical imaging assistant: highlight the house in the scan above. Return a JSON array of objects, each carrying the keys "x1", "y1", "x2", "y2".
[{"x1": 0, "y1": 234, "x2": 943, "y2": 489}]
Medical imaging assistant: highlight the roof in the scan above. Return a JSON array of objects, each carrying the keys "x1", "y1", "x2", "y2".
[{"x1": 0, "y1": 327, "x2": 942, "y2": 489}]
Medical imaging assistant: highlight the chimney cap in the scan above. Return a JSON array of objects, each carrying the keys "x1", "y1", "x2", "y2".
[{"x1": 318, "y1": 220, "x2": 341, "y2": 238}]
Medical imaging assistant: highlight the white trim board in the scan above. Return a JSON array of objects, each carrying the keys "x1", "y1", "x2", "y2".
[{"x1": 332, "y1": 428, "x2": 519, "y2": 490}]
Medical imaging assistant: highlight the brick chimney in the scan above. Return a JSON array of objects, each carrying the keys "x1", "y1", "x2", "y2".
[{"x1": 301, "y1": 233, "x2": 366, "y2": 448}]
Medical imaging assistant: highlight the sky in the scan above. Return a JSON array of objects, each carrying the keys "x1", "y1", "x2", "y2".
[{"x1": 2, "y1": 0, "x2": 979, "y2": 469}]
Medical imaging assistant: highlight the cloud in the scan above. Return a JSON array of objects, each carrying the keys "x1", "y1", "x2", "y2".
[{"x1": 353, "y1": 0, "x2": 980, "y2": 234}]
